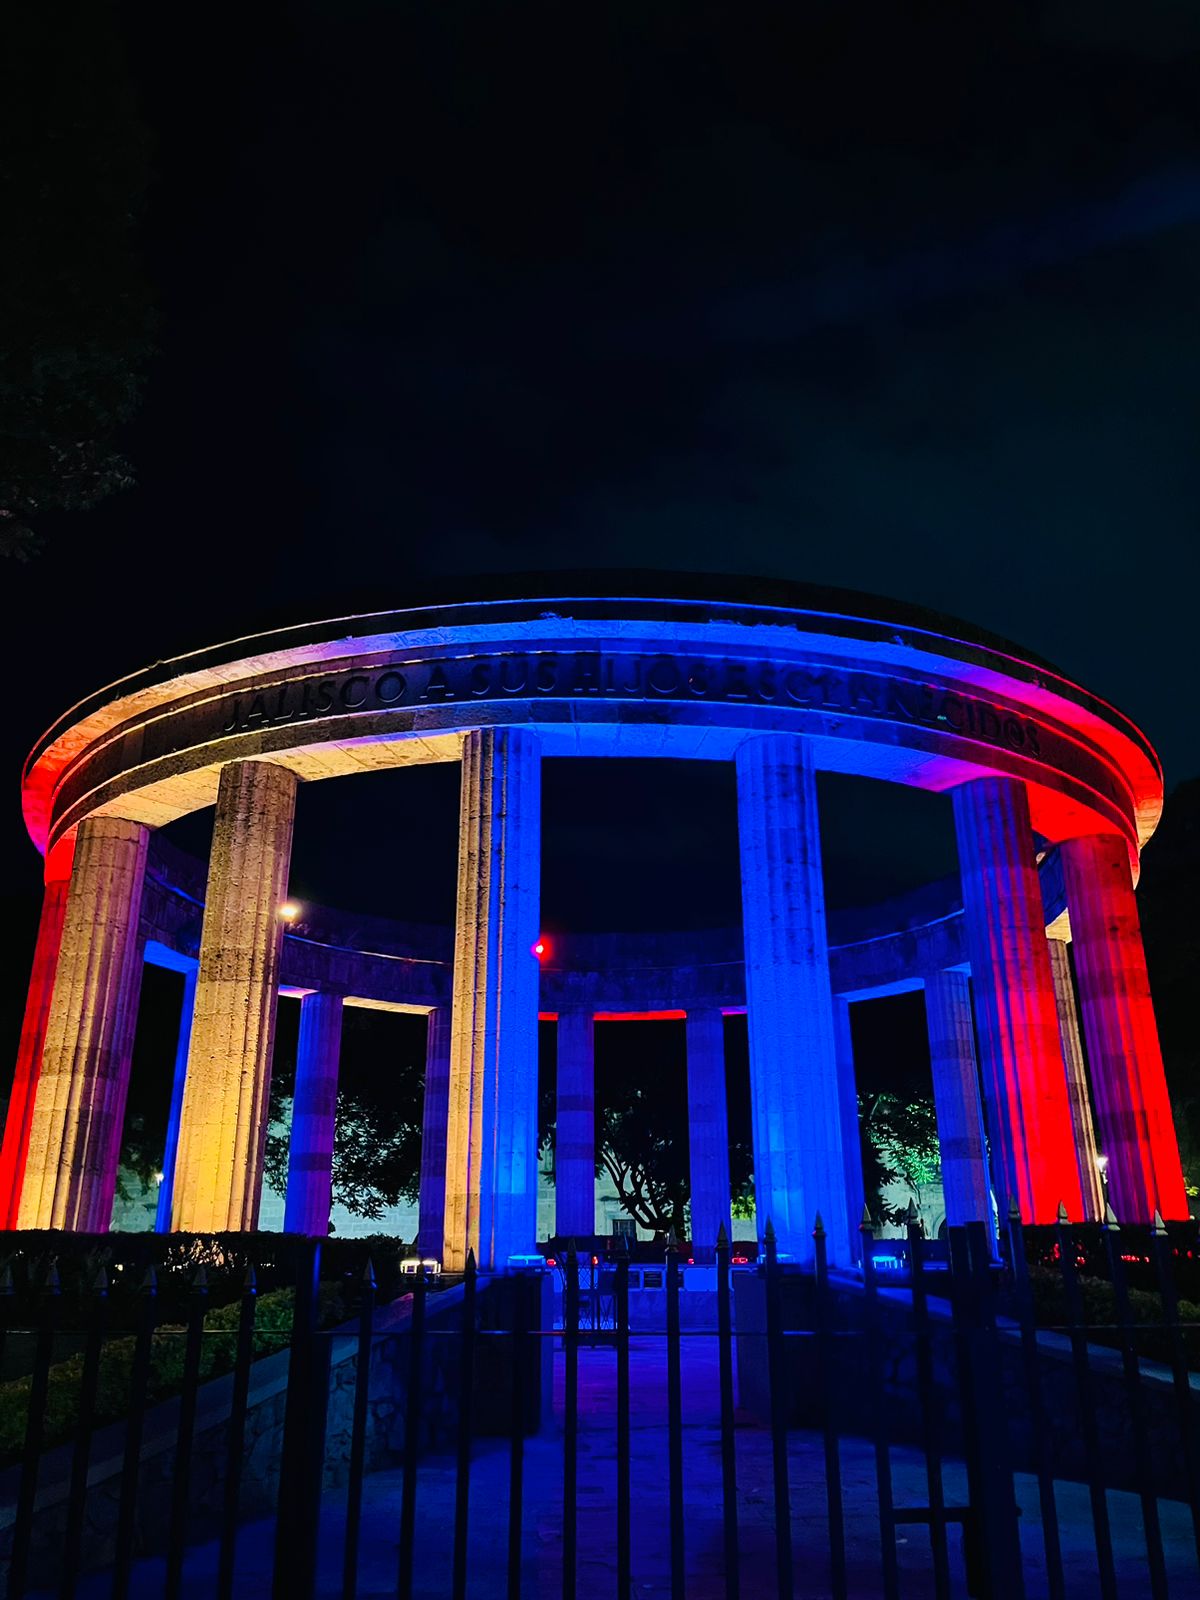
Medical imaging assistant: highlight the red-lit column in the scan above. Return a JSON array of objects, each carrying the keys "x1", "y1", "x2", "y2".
[
  {"x1": 953, "y1": 776, "x2": 1082, "y2": 1222},
  {"x1": 685, "y1": 1009, "x2": 731, "y2": 1263},
  {"x1": 417, "y1": 1006, "x2": 452, "y2": 1255},
  {"x1": 283, "y1": 991, "x2": 343, "y2": 1235},
  {"x1": 16, "y1": 818, "x2": 150, "y2": 1230},
  {"x1": 556, "y1": 1011, "x2": 595, "y2": 1240},
  {"x1": 0, "y1": 850, "x2": 72, "y2": 1227},
  {"x1": 1060, "y1": 833, "x2": 1188, "y2": 1220}
]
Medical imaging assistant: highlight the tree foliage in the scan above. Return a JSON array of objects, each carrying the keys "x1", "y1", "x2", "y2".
[
  {"x1": 859, "y1": 1090, "x2": 942, "y2": 1226},
  {"x1": 1, "y1": 4, "x2": 155, "y2": 556}
]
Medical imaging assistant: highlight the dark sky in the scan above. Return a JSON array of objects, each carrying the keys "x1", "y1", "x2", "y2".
[{"x1": 4, "y1": 2, "x2": 1200, "y2": 1063}]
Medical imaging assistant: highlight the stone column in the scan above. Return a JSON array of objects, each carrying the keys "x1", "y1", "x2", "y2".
[
  {"x1": 91, "y1": 931, "x2": 147, "y2": 1231},
  {"x1": 1046, "y1": 937, "x2": 1106, "y2": 1222},
  {"x1": 417, "y1": 1006, "x2": 452, "y2": 1255},
  {"x1": 685, "y1": 1009, "x2": 731, "y2": 1263},
  {"x1": 832, "y1": 997, "x2": 865, "y2": 1256},
  {"x1": 924, "y1": 970, "x2": 994, "y2": 1232},
  {"x1": 16, "y1": 818, "x2": 149, "y2": 1231},
  {"x1": 155, "y1": 965, "x2": 198, "y2": 1233},
  {"x1": 555, "y1": 1011, "x2": 595, "y2": 1240},
  {"x1": 1060, "y1": 833, "x2": 1188, "y2": 1220},
  {"x1": 953, "y1": 776, "x2": 1082, "y2": 1222},
  {"x1": 736, "y1": 735, "x2": 850, "y2": 1264},
  {"x1": 172, "y1": 759, "x2": 297, "y2": 1233},
  {"x1": 443, "y1": 728, "x2": 542, "y2": 1272},
  {"x1": 283, "y1": 992, "x2": 343, "y2": 1234},
  {"x1": 0, "y1": 855, "x2": 71, "y2": 1227}
]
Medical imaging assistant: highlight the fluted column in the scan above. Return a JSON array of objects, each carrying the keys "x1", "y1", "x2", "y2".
[
  {"x1": 1060, "y1": 833, "x2": 1188, "y2": 1220},
  {"x1": 832, "y1": 997, "x2": 865, "y2": 1257},
  {"x1": 156, "y1": 965, "x2": 198, "y2": 1233},
  {"x1": 417, "y1": 1006, "x2": 452, "y2": 1255},
  {"x1": 1046, "y1": 937, "x2": 1106, "y2": 1222},
  {"x1": 685, "y1": 1009, "x2": 731, "y2": 1263},
  {"x1": 736, "y1": 735, "x2": 850, "y2": 1264},
  {"x1": 1, "y1": 855, "x2": 71, "y2": 1227},
  {"x1": 16, "y1": 818, "x2": 149, "y2": 1230},
  {"x1": 953, "y1": 776, "x2": 1082, "y2": 1222},
  {"x1": 283, "y1": 992, "x2": 343, "y2": 1234},
  {"x1": 172, "y1": 759, "x2": 297, "y2": 1232},
  {"x1": 556, "y1": 1011, "x2": 595, "y2": 1240},
  {"x1": 443, "y1": 728, "x2": 542, "y2": 1272},
  {"x1": 924, "y1": 970, "x2": 993, "y2": 1232}
]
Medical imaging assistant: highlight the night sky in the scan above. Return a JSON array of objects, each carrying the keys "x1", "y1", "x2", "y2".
[{"x1": 4, "y1": 2, "x2": 1200, "y2": 1085}]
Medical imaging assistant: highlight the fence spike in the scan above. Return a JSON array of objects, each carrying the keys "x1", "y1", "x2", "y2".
[
  {"x1": 1153, "y1": 1209, "x2": 1168, "y2": 1237},
  {"x1": 716, "y1": 1221, "x2": 729, "y2": 1249},
  {"x1": 92, "y1": 1264, "x2": 109, "y2": 1293},
  {"x1": 812, "y1": 1211, "x2": 825, "y2": 1239},
  {"x1": 0, "y1": 1260, "x2": 13, "y2": 1295},
  {"x1": 1056, "y1": 1201, "x2": 1069, "y2": 1226},
  {"x1": 905, "y1": 1199, "x2": 919, "y2": 1226},
  {"x1": 192, "y1": 1263, "x2": 208, "y2": 1290},
  {"x1": 860, "y1": 1203, "x2": 873, "y2": 1227},
  {"x1": 1104, "y1": 1201, "x2": 1120, "y2": 1231},
  {"x1": 44, "y1": 1260, "x2": 61, "y2": 1293},
  {"x1": 464, "y1": 1248, "x2": 475, "y2": 1275},
  {"x1": 243, "y1": 1263, "x2": 258, "y2": 1292},
  {"x1": 140, "y1": 1264, "x2": 158, "y2": 1294},
  {"x1": 1007, "y1": 1195, "x2": 1021, "y2": 1222},
  {"x1": 666, "y1": 1226, "x2": 679, "y2": 1250},
  {"x1": 764, "y1": 1217, "x2": 777, "y2": 1243},
  {"x1": 615, "y1": 1232, "x2": 629, "y2": 1260}
]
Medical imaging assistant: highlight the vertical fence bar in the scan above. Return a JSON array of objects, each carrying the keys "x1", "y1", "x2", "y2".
[
  {"x1": 563, "y1": 1243, "x2": 580, "y2": 1600},
  {"x1": 0, "y1": 1259, "x2": 12, "y2": 1391},
  {"x1": 1003, "y1": 1201, "x2": 1065, "y2": 1600},
  {"x1": 397, "y1": 1264, "x2": 427, "y2": 1600},
  {"x1": 861, "y1": 1213, "x2": 899, "y2": 1600},
  {"x1": 218, "y1": 1266, "x2": 259, "y2": 1600},
  {"x1": 615, "y1": 1238, "x2": 632, "y2": 1600},
  {"x1": 112, "y1": 1266, "x2": 159, "y2": 1600},
  {"x1": 666, "y1": 1232, "x2": 685, "y2": 1600},
  {"x1": 342, "y1": 1259, "x2": 376, "y2": 1600},
  {"x1": 715, "y1": 1225, "x2": 739, "y2": 1600},
  {"x1": 906, "y1": 1208, "x2": 950, "y2": 1600},
  {"x1": 812, "y1": 1216, "x2": 845, "y2": 1600},
  {"x1": 763, "y1": 1220, "x2": 794, "y2": 1600},
  {"x1": 165, "y1": 1265, "x2": 209, "y2": 1600},
  {"x1": 1151, "y1": 1211, "x2": 1200, "y2": 1568},
  {"x1": 275, "y1": 1239, "x2": 327, "y2": 1600},
  {"x1": 1102, "y1": 1209, "x2": 1168, "y2": 1600},
  {"x1": 451, "y1": 1251, "x2": 477, "y2": 1600},
  {"x1": 508, "y1": 1268, "x2": 529, "y2": 1600},
  {"x1": 10, "y1": 1260, "x2": 59, "y2": 1600},
  {"x1": 60, "y1": 1265, "x2": 109, "y2": 1598},
  {"x1": 1056, "y1": 1205, "x2": 1117, "y2": 1600}
]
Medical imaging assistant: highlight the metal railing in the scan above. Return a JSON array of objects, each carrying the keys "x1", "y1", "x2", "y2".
[{"x1": 2, "y1": 1208, "x2": 1199, "y2": 1599}]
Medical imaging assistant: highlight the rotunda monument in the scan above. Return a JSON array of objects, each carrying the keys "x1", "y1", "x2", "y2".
[{"x1": 1, "y1": 574, "x2": 1185, "y2": 1267}]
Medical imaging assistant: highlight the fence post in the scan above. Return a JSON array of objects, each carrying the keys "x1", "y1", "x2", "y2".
[
  {"x1": 763, "y1": 1219, "x2": 793, "y2": 1600},
  {"x1": 1003, "y1": 1199, "x2": 1065, "y2": 1600},
  {"x1": 397, "y1": 1262, "x2": 427, "y2": 1600},
  {"x1": 451, "y1": 1250, "x2": 477, "y2": 1600},
  {"x1": 273, "y1": 1239, "x2": 327, "y2": 1600},
  {"x1": 165, "y1": 1264, "x2": 208, "y2": 1600},
  {"x1": 220, "y1": 1265, "x2": 259, "y2": 1600},
  {"x1": 949, "y1": 1221, "x2": 1025, "y2": 1600},
  {"x1": 563, "y1": 1241, "x2": 579, "y2": 1600},
  {"x1": 1151, "y1": 1210, "x2": 1200, "y2": 1568},
  {"x1": 906, "y1": 1203, "x2": 949, "y2": 1600},
  {"x1": 113, "y1": 1266, "x2": 159, "y2": 1600},
  {"x1": 812, "y1": 1214, "x2": 845, "y2": 1600},
  {"x1": 60, "y1": 1264, "x2": 109, "y2": 1595},
  {"x1": 507, "y1": 1265, "x2": 530, "y2": 1600},
  {"x1": 716, "y1": 1224, "x2": 739, "y2": 1600},
  {"x1": 861, "y1": 1209, "x2": 899, "y2": 1600},
  {"x1": 615, "y1": 1236, "x2": 632, "y2": 1600},
  {"x1": 10, "y1": 1259, "x2": 59, "y2": 1600},
  {"x1": 666, "y1": 1229, "x2": 685, "y2": 1600}
]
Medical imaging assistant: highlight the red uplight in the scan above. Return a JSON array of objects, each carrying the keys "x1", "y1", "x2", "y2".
[{"x1": 532, "y1": 937, "x2": 548, "y2": 959}]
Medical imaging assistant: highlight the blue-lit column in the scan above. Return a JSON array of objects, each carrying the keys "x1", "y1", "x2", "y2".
[
  {"x1": 283, "y1": 992, "x2": 343, "y2": 1235},
  {"x1": 156, "y1": 965, "x2": 198, "y2": 1233},
  {"x1": 686, "y1": 1009, "x2": 731, "y2": 1263},
  {"x1": 832, "y1": 997, "x2": 865, "y2": 1258},
  {"x1": 443, "y1": 728, "x2": 542, "y2": 1272},
  {"x1": 736, "y1": 736, "x2": 850, "y2": 1264},
  {"x1": 417, "y1": 1007, "x2": 452, "y2": 1255},
  {"x1": 924, "y1": 970, "x2": 994, "y2": 1234},
  {"x1": 556, "y1": 1011, "x2": 595, "y2": 1239}
]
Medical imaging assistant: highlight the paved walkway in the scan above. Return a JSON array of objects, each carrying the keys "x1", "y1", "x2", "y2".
[{"x1": 54, "y1": 1337, "x2": 1200, "y2": 1598}]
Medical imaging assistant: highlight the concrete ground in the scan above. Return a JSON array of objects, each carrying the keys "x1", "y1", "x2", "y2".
[{"x1": 49, "y1": 1336, "x2": 1200, "y2": 1598}]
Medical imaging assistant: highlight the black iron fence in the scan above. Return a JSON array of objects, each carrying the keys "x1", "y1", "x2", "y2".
[{"x1": 1, "y1": 1209, "x2": 1199, "y2": 1599}]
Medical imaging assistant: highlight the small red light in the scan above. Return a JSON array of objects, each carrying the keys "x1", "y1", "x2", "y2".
[
  {"x1": 532, "y1": 937, "x2": 548, "y2": 959},
  {"x1": 591, "y1": 1255, "x2": 599, "y2": 1266},
  {"x1": 546, "y1": 1257, "x2": 556, "y2": 1267}
]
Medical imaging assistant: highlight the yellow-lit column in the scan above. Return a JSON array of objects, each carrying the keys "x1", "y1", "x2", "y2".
[
  {"x1": 172, "y1": 759, "x2": 297, "y2": 1232},
  {"x1": 17, "y1": 818, "x2": 149, "y2": 1231},
  {"x1": 443, "y1": 728, "x2": 542, "y2": 1272}
]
